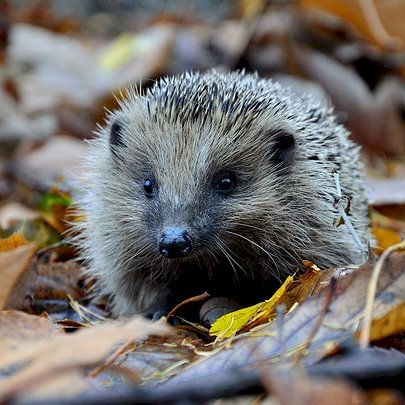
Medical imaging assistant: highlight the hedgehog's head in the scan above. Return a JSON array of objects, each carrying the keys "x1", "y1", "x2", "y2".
[{"x1": 97, "y1": 72, "x2": 329, "y2": 277}]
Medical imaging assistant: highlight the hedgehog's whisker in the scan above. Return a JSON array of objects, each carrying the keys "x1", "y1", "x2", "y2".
[
  {"x1": 201, "y1": 250, "x2": 218, "y2": 278},
  {"x1": 224, "y1": 230, "x2": 279, "y2": 274},
  {"x1": 213, "y1": 235, "x2": 247, "y2": 281},
  {"x1": 113, "y1": 238, "x2": 149, "y2": 263},
  {"x1": 232, "y1": 222, "x2": 299, "y2": 266},
  {"x1": 74, "y1": 185, "x2": 123, "y2": 207},
  {"x1": 212, "y1": 237, "x2": 239, "y2": 281},
  {"x1": 116, "y1": 241, "x2": 154, "y2": 274}
]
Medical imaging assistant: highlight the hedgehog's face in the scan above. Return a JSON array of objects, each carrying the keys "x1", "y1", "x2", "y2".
[{"x1": 106, "y1": 107, "x2": 298, "y2": 268}]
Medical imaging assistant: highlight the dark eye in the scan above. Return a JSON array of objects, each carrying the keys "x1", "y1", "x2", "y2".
[
  {"x1": 144, "y1": 179, "x2": 155, "y2": 197},
  {"x1": 214, "y1": 172, "x2": 236, "y2": 195},
  {"x1": 218, "y1": 177, "x2": 233, "y2": 191}
]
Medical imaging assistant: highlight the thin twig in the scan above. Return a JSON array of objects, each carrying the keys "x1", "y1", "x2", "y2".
[
  {"x1": 89, "y1": 339, "x2": 134, "y2": 377},
  {"x1": 359, "y1": 240, "x2": 405, "y2": 349},
  {"x1": 166, "y1": 292, "x2": 210, "y2": 320}
]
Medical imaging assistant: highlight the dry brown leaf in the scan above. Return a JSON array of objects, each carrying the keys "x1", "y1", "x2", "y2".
[
  {"x1": 0, "y1": 310, "x2": 61, "y2": 352},
  {"x1": 300, "y1": 0, "x2": 405, "y2": 50},
  {"x1": 9, "y1": 24, "x2": 103, "y2": 112},
  {"x1": 12, "y1": 135, "x2": 89, "y2": 191},
  {"x1": 292, "y1": 46, "x2": 405, "y2": 155},
  {"x1": 0, "y1": 243, "x2": 36, "y2": 310},
  {"x1": 373, "y1": 204, "x2": 405, "y2": 224},
  {"x1": 0, "y1": 313, "x2": 88, "y2": 401},
  {"x1": 372, "y1": 77, "x2": 405, "y2": 155},
  {"x1": 237, "y1": 0, "x2": 266, "y2": 20},
  {"x1": 371, "y1": 211, "x2": 405, "y2": 237},
  {"x1": 0, "y1": 313, "x2": 90, "y2": 401},
  {"x1": 7, "y1": 258, "x2": 84, "y2": 311},
  {"x1": 0, "y1": 87, "x2": 49, "y2": 146},
  {"x1": 0, "y1": 316, "x2": 171, "y2": 403},
  {"x1": 280, "y1": 264, "x2": 339, "y2": 309},
  {"x1": 160, "y1": 253, "x2": 405, "y2": 387},
  {"x1": 41, "y1": 208, "x2": 69, "y2": 234}
]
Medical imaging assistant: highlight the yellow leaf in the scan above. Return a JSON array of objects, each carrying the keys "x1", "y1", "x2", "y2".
[
  {"x1": 210, "y1": 276, "x2": 293, "y2": 339},
  {"x1": 0, "y1": 232, "x2": 29, "y2": 252},
  {"x1": 98, "y1": 33, "x2": 134, "y2": 71},
  {"x1": 356, "y1": 302, "x2": 405, "y2": 343},
  {"x1": 372, "y1": 224, "x2": 402, "y2": 249}
]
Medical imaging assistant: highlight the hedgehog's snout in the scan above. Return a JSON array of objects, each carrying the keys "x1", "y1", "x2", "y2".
[{"x1": 159, "y1": 227, "x2": 193, "y2": 259}]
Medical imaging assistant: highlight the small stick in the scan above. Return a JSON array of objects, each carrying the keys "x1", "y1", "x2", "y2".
[
  {"x1": 89, "y1": 339, "x2": 134, "y2": 378},
  {"x1": 166, "y1": 292, "x2": 210, "y2": 320},
  {"x1": 359, "y1": 240, "x2": 405, "y2": 349}
]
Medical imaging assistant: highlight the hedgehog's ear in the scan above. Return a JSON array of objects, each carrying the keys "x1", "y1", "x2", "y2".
[
  {"x1": 109, "y1": 121, "x2": 126, "y2": 150},
  {"x1": 270, "y1": 130, "x2": 296, "y2": 168}
]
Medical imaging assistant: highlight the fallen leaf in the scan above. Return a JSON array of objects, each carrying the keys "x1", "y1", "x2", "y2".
[
  {"x1": 300, "y1": 0, "x2": 405, "y2": 50},
  {"x1": 0, "y1": 316, "x2": 171, "y2": 403},
  {"x1": 366, "y1": 388, "x2": 405, "y2": 405},
  {"x1": 1, "y1": 217, "x2": 63, "y2": 251},
  {"x1": 372, "y1": 223, "x2": 402, "y2": 250},
  {"x1": 6, "y1": 258, "x2": 84, "y2": 311},
  {"x1": 359, "y1": 303, "x2": 405, "y2": 343},
  {"x1": 0, "y1": 87, "x2": 52, "y2": 149},
  {"x1": 0, "y1": 310, "x2": 61, "y2": 353},
  {"x1": 39, "y1": 188, "x2": 73, "y2": 234},
  {"x1": 17, "y1": 371, "x2": 91, "y2": 403},
  {"x1": 281, "y1": 265, "x2": 339, "y2": 308},
  {"x1": 0, "y1": 243, "x2": 36, "y2": 310},
  {"x1": 12, "y1": 135, "x2": 89, "y2": 191},
  {"x1": 161, "y1": 253, "x2": 405, "y2": 387},
  {"x1": 0, "y1": 231, "x2": 29, "y2": 252},
  {"x1": 293, "y1": 46, "x2": 405, "y2": 155},
  {"x1": 9, "y1": 24, "x2": 105, "y2": 112},
  {"x1": 97, "y1": 25, "x2": 176, "y2": 89},
  {"x1": 210, "y1": 276, "x2": 293, "y2": 339}
]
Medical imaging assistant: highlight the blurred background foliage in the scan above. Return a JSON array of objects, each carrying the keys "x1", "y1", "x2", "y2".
[{"x1": 0, "y1": 0, "x2": 405, "y2": 243}]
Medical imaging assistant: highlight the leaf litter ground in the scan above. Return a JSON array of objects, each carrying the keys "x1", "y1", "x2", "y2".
[{"x1": 1, "y1": 1, "x2": 405, "y2": 403}]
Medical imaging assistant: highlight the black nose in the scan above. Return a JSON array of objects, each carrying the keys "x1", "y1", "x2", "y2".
[{"x1": 159, "y1": 228, "x2": 193, "y2": 259}]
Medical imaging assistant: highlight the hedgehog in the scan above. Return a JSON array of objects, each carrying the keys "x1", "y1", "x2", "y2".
[{"x1": 76, "y1": 70, "x2": 370, "y2": 318}]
